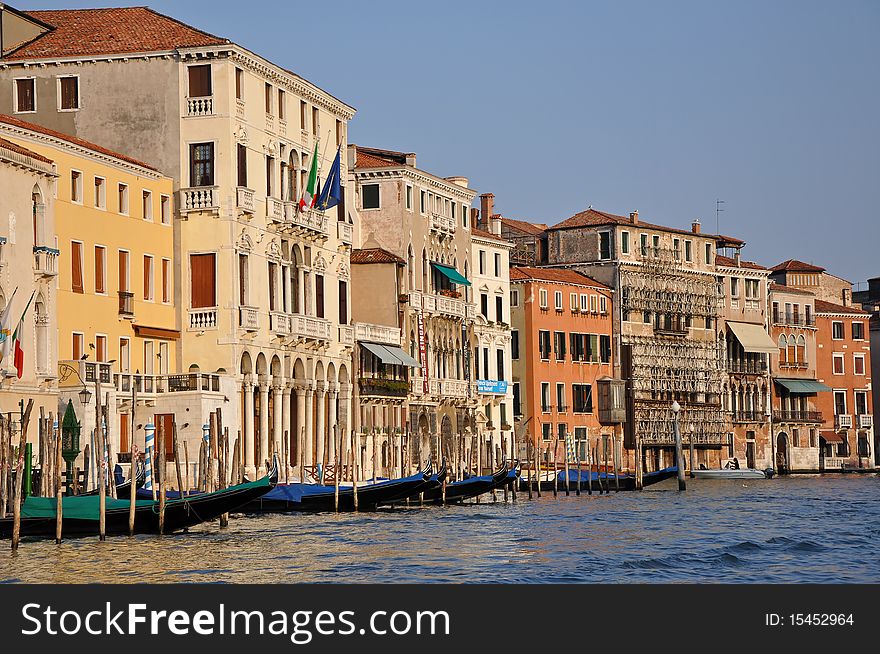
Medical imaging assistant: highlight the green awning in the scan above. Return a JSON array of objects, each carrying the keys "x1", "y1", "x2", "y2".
[
  {"x1": 431, "y1": 262, "x2": 471, "y2": 286},
  {"x1": 774, "y1": 378, "x2": 832, "y2": 394}
]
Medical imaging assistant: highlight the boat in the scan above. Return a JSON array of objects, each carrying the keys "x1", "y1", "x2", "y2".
[
  {"x1": 81, "y1": 461, "x2": 146, "y2": 497},
  {"x1": 0, "y1": 464, "x2": 277, "y2": 540},
  {"x1": 692, "y1": 466, "x2": 773, "y2": 480},
  {"x1": 421, "y1": 462, "x2": 517, "y2": 504},
  {"x1": 242, "y1": 462, "x2": 436, "y2": 513},
  {"x1": 379, "y1": 461, "x2": 447, "y2": 505},
  {"x1": 519, "y1": 466, "x2": 679, "y2": 492}
]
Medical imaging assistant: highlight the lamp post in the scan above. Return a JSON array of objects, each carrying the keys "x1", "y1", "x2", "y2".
[{"x1": 671, "y1": 400, "x2": 686, "y2": 491}]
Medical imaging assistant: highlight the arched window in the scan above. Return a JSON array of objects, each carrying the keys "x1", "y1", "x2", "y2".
[
  {"x1": 407, "y1": 245, "x2": 415, "y2": 290},
  {"x1": 422, "y1": 248, "x2": 429, "y2": 293},
  {"x1": 796, "y1": 335, "x2": 806, "y2": 365},
  {"x1": 32, "y1": 184, "x2": 45, "y2": 247},
  {"x1": 787, "y1": 335, "x2": 797, "y2": 364},
  {"x1": 35, "y1": 297, "x2": 48, "y2": 374},
  {"x1": 778, "y1": 335, "x2": 787, "y2": 364}
]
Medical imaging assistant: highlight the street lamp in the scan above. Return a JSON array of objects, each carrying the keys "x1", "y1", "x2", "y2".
[
  {"x1": 78, "y1": 386, "x2": 92, "y2": 406},
  {"x1": 671, "y1": 400, "x2": 686, "y2": 491}
]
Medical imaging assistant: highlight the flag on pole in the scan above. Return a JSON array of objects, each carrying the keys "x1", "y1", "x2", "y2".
[
  {"x1": 298, "y1": 141, "x2": 320, "y2": 211},
  {"x1": 0, "y1": 287, "x2": 18, "y2": 365},
  {"x1": 11, "y1": 290, "x2": 35, "y2": 378},
  {"x1": 315, "y1": 146, "x2": 342, "y2": 211}
]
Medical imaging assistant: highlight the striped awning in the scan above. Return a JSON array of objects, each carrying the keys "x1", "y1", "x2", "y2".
[{"x1": 726, "y1": 321, "x2": 777, "y2": 354}]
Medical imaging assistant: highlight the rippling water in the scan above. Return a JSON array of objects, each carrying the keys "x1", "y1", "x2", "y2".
[{"x1": 2, "y1": 474, "x2": 878, "y2": 583}]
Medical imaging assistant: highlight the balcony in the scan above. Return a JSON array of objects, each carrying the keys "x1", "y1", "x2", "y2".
[
  {"x1": 359, "y1": 377, "x2": 408, "y2": 398},
  {"x1": 354, "y1": 322, "x2": 401, "y2": 347},
  {"x1": 858, "y1": 414, "x2": 873, "y2": 429},
  {"x1": 290, "y1": 315, "x2": 331, "y2": 342},
  {"x1": 731, "y1": 410, "x2": 765, "y2": 423},
  {"x1": 58, "y1": 360, "x2": 111, "y2": 387},
  {"x1": 33, "y1": 246, "x2": 59, "y2": 277},
  {"x1": 337, "y1": 221, "x2": 353, "y2": 245},
  {"x1": 236, "y1": 187, "x2": 255, "y2": 214},
  {"x1": 779, "y1": 361, "x2": 808, "y2": 370},
  {"x1": 239, "y1": 305, "x2": 260, "y2": 331},
  {"x1": 185, "y1": 96, "x2": 214, "y2": 117},
  {"x1": 727, "y1": 359, "x2": 768, "y2": 375},
  {"x1": 823, "y1": 457, "x2": 846, "y2": 470},
  {"x1": 114, "y1": 372, "x2": 221, "y2": 396},
  {"x1": 118, "y1": 291, "x2": 134, "y2": 319},
  {"x1": 440, "y1": 378, "x2": 469, "y2": 399},
  {"x1": 835, "y1": 414, "x2": 853, "y2": 430},
  {"x1": 270, "y1": 311, "x2": 290, "y2": 336},
  {"x1": 641, "y1": 433, "x2": 727, "y2": 446},
  {"x1": 338, "y1": 325, "x2": 354, "y2": 346},
  {"x1": 179, "y1": 187, "x2": 219, "y2": 213},
  {"x1": 408, "y1": 290, "x2": 473, "y2": 320},
  {"x1": 773, "y1": 410, "x2": 823, "y2": 423},
  {"x1": 285, "y1": 204, "x2": 330, "y2": 239},
  {"x1": 266, "y1": 196, "x2": 284, "y2": 223},
  {"x1": 772, "y1": 312, "x2": 816, "y2": 327},
  {"x1": 189, "y1": 308, "x2": 217, "y2": 330}
]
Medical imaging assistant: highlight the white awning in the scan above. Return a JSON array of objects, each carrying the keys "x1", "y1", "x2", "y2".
[{"x1": 726, "y1": 321, "x2": 777, "y2": 354}]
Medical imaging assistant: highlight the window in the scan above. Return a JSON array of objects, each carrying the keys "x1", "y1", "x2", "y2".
[
  {"x1": 190, "y1": 253, "x2": 216, "y2": 308},
  {"x1": 479, "y1": 250, "x2": 486, "y2": 275},
  {"x1": 570, "y1": 293, "x2": 578, "y2": 312},
  {"x1": 496, "y1": 348, "x2": 504, "y2": 381},
  {"x1": 554, "y1": 331, "x2": 566, "y2": 361},
  {"x1": 554, "y1": 291, "x2": 563, "y2": 311},
  {"x1": 420, "y1": 190, "x2": 427, "y2": 214},
  {"x1": 778, "y1": 335, "x2": 787, "y2": 363},
  {"x1": 14, "y1": 78, "x2": 35, "y2": 112},
  {"x1": 71, "y1": 241, "x2": 84, "y2": 294},
  {"x1": 483, "y1": 348, "x2": 489, "y2": 380},
  {"x1": 266, "y1": 155, "x2": 276, "y2": 197},
  {"x1": 745, "y1": 279, "x2": 759, "y2": 300},
  {"x1": 855, "y1": 390, "x2": 868, "y2": 417},
  {"x1": 705, "y1": 242, "x2": 712, "y2": 264},
  {"x1": 834, "y1": 390, "x2": 847, "y2": 416},
  {"x1": 336, "y1": 119, "x2": 343, "y2": 146},
  {"x1": 312, "y1": 106, "x2": 319, "y2": 136},
  {"x1": 95, "y1": 335, "x2": 107, "y2": 363},
  {"x1": 621, "y1": 231, "x2": 630, "y2": 255},
  {"x1": 264, "y1": 83, "x2": 273, "y2": 114},
  {"x1": 405, "y1": 185, "x2": 413, "y2": 211},
  {"x1": 480, "y1": 293, "x2": 488, "y2": 318},
  {"x1": 599, "y1": 231, "x2": 611, "y2": 260},
  {"x1": 510, "y1": 289, "x2": 519, "y2": 307},
  {"x1": 854, "y1": 354, "x2": 865, "y2": 375},
  {"x1": 832, "y1": 321, "x2": 844, "y2": 340},
  {"x1": 235, "y1": 68, "x2": 244, "y2": 100},
  {"x1": 511, "y1": 331, "x2": 519, "y2": 359},
  {"x1": 315, "y1": 274, "x2": 325, "y2": 318},
  {"x1": 118, "y1": 250, "x2": 130, "y2": 293},
  {"x1": 542, "y1": 423, "x2": 552, "y2": 441},
  {"x1": 685, "y1": 240, "x2": 693, "y2": 262},
  {"x1": 538, "y1": 330, "x2": 551, "y2": 359},
  {"x1": 541, "y1": 383, "x2": 551, "y2": 412},
  {"x1": 190, "y1": 143, "x2": 215, "y2": 187},
  {"x1": 58, "y1": 76, "x2": 79, "y2": 110},
  {"x1": 599, "y1": 334, "x2": 611, "y2": 363},
  {"x1": 539, "y1": 289, "x2": 548, "y2": 309},
  {"x1": 639, "y1": 234, "x2": 648, "y2": 257},
  {"x1": 143, "y1": 340, "x2": 154, "y2": 375},
  {"x1": 557, "y1": 423, "x2": 567, "y2": 441},
  {"x1": 161, "y1": 258, "x2": 171, "y2": 303},
  {"x1": 278, "y1": 89, "x2": 285, "y2": 120},
  {"x1": 238, "y1": 253, "x2": 249, "y2": 306},
  {"x1": 72, "y1": 333, "x2": 84, "y2": 361},
  {"x1": 160, "y1": 195, "x2": 171, "y2": 225},
  {"x1": 142, "y1": 190, "x2": 153, "y2": 221},
  {"x1": 494, "y1": 253, "x2": 501, "y2": 277},
  {"x1": 652, "y1": 235, "x2": 660, "y2": 257},
  {"x1": 236, "y1": 143, "x2": 248, "y2": 188},
  {"x1": 300, "y1": 101, "x2": 308, "y2": 130},
  {"x1": 804, "y1": 304, "x2": 812, "y2": 325},
  {"x1": 362, "y1": 183, "x2": 379, "y2": 209},
  {"x1": 833, "y1": 353, "x2": 844, "y2": 375},
  {"x1": 512, "y1": 382, "x2": 521, "y2": 416},
  {"x1": 590, "y1": 295, "x2": 597, "y2": 314},
  {"x1": 187, "y1": 65, "x2": 212, "y2": 97},
  {"x1": 852, "y1": 322, "x2": 865, "y2": 340},
  {"x1": 462, "y1": 204, "x2": 469, "y2": 228},
  {"x1": 143, "y1": 255, "x2": 154, "y2": 301},
  {"x1": 94, "y1": 246, "x2": 106, "y2": 294},
  {"x1": 600, "y1": 295, "x2": 608, "y2": 314},
  {"x1": 573, "y1": 384, "x2": 593, "y2": 413},
  {"x1": 119, "y1": 337, "x2": 131, "y2": 372},
  {"x1": 556, "y1": 383, "x2": 566, "y2": 412},
  {"x1": 117, "y1": 183, "x2": 129, "y2": 215},
  {"x1": 339, "y1": 280, "x2": 348, "y2": 324},
  {"x1": 673, "y1": 238, "x2": 681, "y2": 261},
  {"x1": 730, "y1": 278, "x2": 740, "y2": 298},
  {"x1": 496, "y1": 295, "x2": 504, "y2": 323},
  {"x1": 580, "y1": 294, "x2": 588, "y2": 312},
  {"x1": 71, "y1": 170, "x2": 83, "y2": 203},
  {"x1": 94, "y1": 177, "x2": 106, "y2": 209}
]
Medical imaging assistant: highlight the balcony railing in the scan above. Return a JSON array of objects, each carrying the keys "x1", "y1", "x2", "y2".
[
  {"x1": 773, "y1": 410, "x2": 823, "y2": 423},
  {"x1": 337, "y1": 221, "x2": 353, "y2": 245},
  {"x1": 239, "y1": 306, "x2": 259, "y2": 331},
  {"x1": 409, "y1": 290, "x2": 474, "y2": 320},
  {"x1": 731, "y1": 410, "x2": 765, "y2": 423},
  {"x1": 59, "y1": 360, "x2": 111, "y2": 386},
  {"x1": 118, "y1": 291, "x2": 134, "y2": 318},
  {"x1": 359, "y1": 377, "x2": 408, "y2": 398},
  {"x1": 727, "y1": 359, "x2": 768, "y2": 375},
  {"x1": 33, "y1": 246, "x2": 59, "y2": 277},
  {"x1": 779, "y1": 361, "x2": 808, "y2": 370},
  {"x1": 772, "y1": 312, "x2": 816, "y2": 327},
  {"x1": 823, "y1": 457, "x2": 846, "y2": 469},
  {"x1": 354, "y1": 322, "x2": 401, "y2": 346},
  {"x1": 641, "y1": 433, "x2": 727, "y2": 446},
  {"x1": 236, "y1": 187, "x2": 255, "y2": 214},
  {"x1": 291, "y1": 315, "x2": 331, "y2": 341},
  {"x1": 185, "y1": 96, "x2": 214, "y2": 117},
  {"x1": 284, "y1": 204, "x2": 330, "y2": 238},
  {"x1": 270, "y1": 311, "x2": 290, "y2": 336},
  {"x1": 835, "y1": 414, "x2": 853, "y2": 430},
  {"x1": 180, "y1": 187, "x2": 219, "y2": 212},
  {"x1": 115, "y1": 372, "x2": 221, "y2": 395},
  {"x1": 189, "y1": 308, "x2": 217, "y2": 330},
  {"x1": 858, "y1": 414, "x2": 873, "y2": 429},
  {"x1": 338, "y1": 325, "x2": 354, "y2": 346},
  {"x1": 267, "y1": 197, "x2": 284, "y2": 223}
]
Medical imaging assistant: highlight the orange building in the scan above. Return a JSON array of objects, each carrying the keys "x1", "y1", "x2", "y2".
[
  {"x1": 509, "y1": 267, "x2": 614, "y2": 462},
  {"x1": 814, "y1": 300, "x2": 874, "y2": 469}
]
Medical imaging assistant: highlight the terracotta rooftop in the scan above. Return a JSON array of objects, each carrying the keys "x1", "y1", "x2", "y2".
[
  {"x1": 510, "y1": 266, "x2": 609, "y2": 290},
  {"x1": 715, "y1": 254, "x2": 767, "y2": 270},
  {"x1": 353, "y1": 146, "x2": 412, "y2": 169},
  {"x1": 814, "y1": 299, "x2": 870, "y2": 316},
  {"x1": 0, "y1": 135, "x2": 53, "y2": 165},
  {"x1": 350, "y1": 248, "x2": 405, "y2": 265},
  {"x1": 0, "y1": 113, "x2": 159, "y2": 171},
  {"x1": 3, "y1": 7, "x2": 229, "y2": 60},
  {"x1": 500, "y1": 216, "x2": 548, "y2": 236},
  {"x1": 470, "y1": 227, "x2": 511, "y2": 244},
  {"x1": 548, "y1": 207, "x2": 744, "y2": 243},
  {"x1": 768, "y1": 282, "x2": 815, "y2": 297},
  {"x1": 769, "y1": 259, "x2": 826, "y2": 273}
]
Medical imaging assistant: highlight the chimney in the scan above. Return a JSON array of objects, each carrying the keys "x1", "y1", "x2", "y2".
[
  {"x1": 405, "y1": 153, "x2": 417, "y2": 167},
  {"x1": 734, "y1": 251, "x2": 741, "y2": 267},
  {"x1": 842, "y1": 288, "x2": 851, "y2": 307},
  {"x1": 489, "y1": 214, "x2": 502, "y2": 236},
  {"x1": 629, "y1": 210, "x2": 639, "y2": 225},
  {"x1": 470, "y1": 207, "x2": 480, "y2": 227},
  {"x1": 691, "y1": 219, "x2": 701, "y2": 234},
  {"x1": 480, "y1": 193, "x2": 495, "y2": 228}
]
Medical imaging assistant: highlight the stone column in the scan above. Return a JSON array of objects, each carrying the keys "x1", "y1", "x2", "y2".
[
  {"x1": 272, "y1": 381, "x2": 284, "y2": 467},
  {"x1": 327, "y1": 384, "x2": 339, "y2": 465},
  {"x1": 243, "y1": 375, "x2": 255, "y2": 473},
  {"x1": 315, "y1": 381, "x2": 326, "y2": 471},
  {"x1": 258, "y1": 378, "x2": 270, "y2": 472},
  {"x1": 295, "y1": 384, "x2": 307, "y2": 472},
  {"x1": 304, "y1": 384, "x2": 315, "y2": 467},
  {"x1": 281, "y1": 381, "x2": 292, "y2": 472}
]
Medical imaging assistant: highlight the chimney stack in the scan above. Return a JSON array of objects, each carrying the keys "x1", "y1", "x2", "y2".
[
  {"x1": 489, "y1": 214, "x2": 502, "y2": 236},
  {"x1": 480, "y1": 193, "x2": 495, "y2": 229},
  {"x1": 470, "y1": 207, "x2": 480, "y2": 227},
  {"x1": 691, "y1": 219, "x2": 701, "y2": 234},
  {"x1": 842, "y1": 288, "x2": 851, "y2": 307},
  {"x1": 629, "y1": 210, "x2": 639, "y2": 225},
  {"x1": 734, "y1": 251, "x2": 741, "y2": 267}
]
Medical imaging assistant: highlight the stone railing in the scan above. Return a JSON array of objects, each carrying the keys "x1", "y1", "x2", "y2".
[
  {"x1": 835, "y1": 414, "x2": 852, "y2": 430},
  {"x1": 270, "y1": 311, "x2": 291, "y2": 336},
  {"x1": 338, "y1": 325, "x2": 354, "y2": 346},
  {"x1": 58, "y1": 360, "x2": 112, "y2": 386},
  {"x1": 265, "y1": 114, "x2": 276, "y2": 133},
  {"x1": 33, "y1": 246, "x2": 59, "y2": 277},
  {"x1": 189, "y1": 308, "x2": 217, "y2": 330},
  {"x1": 115, "y1": 372, "x2": 221, "y2": 396},
  {"x1": 235, "y1": 99, "x2": 245, "y2": 119},
  {"x1": 823, "y1": 457, "x2": 846, "y2": 470},
  {"x1": 285, "y1": 204, "x2": 330, "y2": 238},
  {"x1": 291, "y1": 315, "x2": 331, "y2": 341},
  {"x1": 858, "y1": 414, "x2": 873, "y2": 429},
  {"x1": 441, "y1": 379, "x2": 470, "y2": 399},
  {"x1": 354, "y1": 322, "x2": 401, "y2": 346},
  {"x1": 267, "y1": 196, "x2": 284, "y2": 223},
  {"x1": 731, "y1": 410, "x2": 764, "y2": 423},
  {"x1": 236, "y1": 187, "x2": 255, "y2": 214},
  {"x1": 179, "y1": 187, "x2": 219, "y2": 212},
  {"x1": 239, "y1": 305, "x2": 259, "y2": 331},
  {"x1": 407, "y1": 290, "x2": 474, "y2": 320},
  {"x1": 337, "y1": 221, "x2": 353, "y2": 244},
  {"x1": 727, "y1": 359, "x2": 768, "y2": 375},
  {"x1": 278, "y1": 119, "x2": 287, "y2": 137},
  {"x1": 185, "y1": 96, "x2": 214, "y2": 117}
]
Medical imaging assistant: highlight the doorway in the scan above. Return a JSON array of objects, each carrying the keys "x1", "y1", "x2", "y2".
[{"x1": 776, "y1": 433, "x2": 788, "y2": 474}]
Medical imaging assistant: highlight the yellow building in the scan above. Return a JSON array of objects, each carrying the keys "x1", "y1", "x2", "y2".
[{"x1": 0, "y1": 113, "x2": 178, "y2": 461}]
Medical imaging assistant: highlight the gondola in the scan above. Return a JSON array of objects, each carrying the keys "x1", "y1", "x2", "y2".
[
  {"x1": 81, "y1": 460, "x2": 146, "y2": 497},
  {"x1": 421, "y1": 461, "x2": 516, "y2": 504},
  {"x1": 379, "y1": 460, "x2": 447, "y2": 505},
  {"x1": 241, "y1": 462, "x2": 435, "y2": 513},
  {"x1": 518, "y1": 465, "x2": 679, "y2": 492},
  {"x1": 0, "y1": 462, "x2": 277, "y2": 540}
]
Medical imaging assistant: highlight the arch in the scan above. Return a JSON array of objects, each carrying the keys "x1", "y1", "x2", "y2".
[
  {"x1": 270, "y1": 354, "x2": 282, "y2": 379},
  {"x1": 337, "y1": 362, "x2": 349, "y2": 385},
  {"x1": 787, "y1": 334, "x2": 797, "y2": 364},
  {"x1": 407, "y1": 244, "x2": 415, "y2": 290},
  {"x1": 776, "y1": 433, "x2": 789, "y2": 474},
  {"x1": 32, "y1": 183, "x2": 46, "y2": 247},
  {"x1": 777, "y1": 335, "x2": 787, "y2": 364},
  {"x1": 314, "y1": 359, "x2": 325, "y2": 383},
  {"x1": 188, "y1": 363, "x2": 200, "y2": 373},
  {"x1": 422, "y1": 248, "x2": 429, "y2": 293},
  {"x1": 293, "y1": 357, "x2": 306, "y2": 381},
  {"x1": 255, "y1": 352, "x2": 268, "y2": 376},
  {"x1": 240, "y1": 351, "x2": 253, "y2": 375},
  {"x1": 796, "y1": 334, "x2": 806, "y2": 365},
  {"x1": 288, "y1": 150, "x2": 300, "y2": 202}
]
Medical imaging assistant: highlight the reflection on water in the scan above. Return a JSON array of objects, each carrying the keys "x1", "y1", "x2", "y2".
[{"x1": 2, "y1": 475, "x2": 878, "y2": 583}]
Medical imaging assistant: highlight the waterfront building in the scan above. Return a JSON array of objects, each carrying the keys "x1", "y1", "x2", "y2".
[
  {"x1": 471, "y1": 194, "x2": 515, "y2": 462},
  {"x1": 0, "y1": 133, "x2": 58, "y2": 421},
  {"x1": 542, "y1": 209, "x2": 743, "y2": 471},
  {"x1": 0, "y1": 6, "x2": 357, "y2": 477},
  {"x1": 349, "y1": 145, "x2": 477, "y2": 463},
  {"x1": 852, "y1": 277, "x2": 880, "y2": 465},
  {"x1": 715, "y1": 253, "x2": 775, "y2": 469},
  {"x1": 509, "y1": 266, "x2": 614, "y2": 464}
]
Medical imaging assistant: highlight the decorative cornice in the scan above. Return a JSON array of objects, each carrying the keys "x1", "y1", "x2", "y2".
[
  {"x1": 0, "y1": 148, "x2": 56, "y2": 178},
  {"x1": 354, "y1": 167, "x2": 477, "y2": 203}
]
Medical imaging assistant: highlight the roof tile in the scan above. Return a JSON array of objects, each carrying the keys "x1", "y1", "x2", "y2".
[
  {"x1": 350, "y1": 248, "x2": 405, "y2": 265},
  {"x1": 510, "y1": 266, "x2": 609, "y2": 290},
  {"x1": 0, "y1": 135, "x2": 53, "y2": 165},
  {"x1": 814, "y1": 299, "x2": 870, "y2": 316}
]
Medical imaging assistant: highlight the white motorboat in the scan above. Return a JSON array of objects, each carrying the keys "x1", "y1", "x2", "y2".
[{"x1": 692, "y1": 466, "x2": 773, "y2": 480}]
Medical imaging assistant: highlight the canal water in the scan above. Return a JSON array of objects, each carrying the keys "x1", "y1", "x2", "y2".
[{"x1": 1, "y1": 474, "x2": 877, "y2": 583}]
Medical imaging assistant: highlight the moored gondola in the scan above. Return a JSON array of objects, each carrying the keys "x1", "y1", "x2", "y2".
[
  {"x1": 421, "y1": 461, "x2": 515, "y2": 504},
  {"x1": 81, "y1": 460, "x2": 146, "y2": 497},
  {"x1": 518, "y1": 465, "x2": 679, "y2": 492}
]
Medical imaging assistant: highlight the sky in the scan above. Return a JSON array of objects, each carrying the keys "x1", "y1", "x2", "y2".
[{"x1": 13, "y1": 0, "x2": 880, "y2": 283}]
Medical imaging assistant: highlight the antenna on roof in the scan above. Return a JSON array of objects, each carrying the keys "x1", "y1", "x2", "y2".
[{"x1": 716, "y1": 199, "x2": 725, "y2": 234}]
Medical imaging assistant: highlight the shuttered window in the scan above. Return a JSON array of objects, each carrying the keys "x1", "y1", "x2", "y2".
[
  {"x1": 190, "y1": 253, "x2": 216, "y2": 308},
  {"x1": 143, "y1": 255, "x2": 153, "y2": 300},
  {"x1": 59, "y1": 76, "x2": 79, "y2": 110},
  {"x1": 161, "y1": 259, "x2": 170, "y2": 303},
  {"x1": 315, "y1": 274, "x2": 325, "y2": 318},
  {"x1": 187, "y1": 65, "x2": 212, "y2": 97},
  {"x1": 71, "y1": 241, "x2": 84, "y2": 293},
  {"x1": 338, "y1": 280, "x2": 348, "y2": 324},
  {"x1": 268, "y1": 262, "x2": 277, "y2": 312},
  {"x1": 237, "y1": 143, "x2": 248, "y2": 187},
  {"x1": 15, "y1": 78, "x2": 35, "y2": 112},
  {"x1": 118, "y1": 250, "x2": 129, "y2": 292},
  {"x1": 94, "y1": 246, "x2": 105, "y2": 294}
]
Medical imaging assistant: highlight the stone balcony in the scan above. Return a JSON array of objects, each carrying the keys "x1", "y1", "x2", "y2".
[
  {"x1": 281, "y1": 202, "x2": 330, "y2": 240},
  {"x1": 858, "y1": 414, "x2": 873, "y2": 429},
  {"x1": 185, "y1": 96, "x2": 214, "y2": 117},
  {"x1": 33, "y1": 246, "x2": 59, "y2": 277},
  {"x1": 236, "y1": 187, "x2": 255, "y2": 214},
  {"x1": 354, "y1": 322, "x2": 401, "y2": 347},
  {"x1": 407, "y1": 290, "x2": 475, "y2": 321},
  {"x1": 239, "y1": 305, "x2": 260, "y2": 331},
  {"x1": 270, "y1": 311, "x2": 291, "y2": 336},
  {"x1": 179, "y1": 187, "x2": 219, "y2": 213},
  {"x1": 835, "y1": 413, "x2": 853, "y2": 430},
  {"x1": 410, "y1": 375, "x2": 471, "y2": 401},
  {"x1": 267, "y1": 196, "x2": 284, "y2": 223},
  {"x1": 337, "y1": 221, "x2": 353, "y2": 245},
  {"x1": 338, "y1": 325, "x2": 355, "y2": 346},
  {"x1": 189, "y1": 308, "x2": 217, "y2": 330},
  {"x1": 291, "y1": 315, "x2": 331, "y2": 343},
  {"x1": 429, "y1": 212, "x2": 455, "y2": 237}
]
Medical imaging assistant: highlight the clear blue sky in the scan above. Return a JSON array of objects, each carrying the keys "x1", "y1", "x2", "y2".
[{"x1": 15, "y1": 0, "x2": 880, "y2": 283}]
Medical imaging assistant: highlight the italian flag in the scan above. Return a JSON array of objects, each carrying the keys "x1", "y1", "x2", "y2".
[{"x1": 299, "y1": 142, "x2": 319, "y2": 211}]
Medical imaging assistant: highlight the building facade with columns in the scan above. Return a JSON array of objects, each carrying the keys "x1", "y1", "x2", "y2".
[
  {"x1": 350, "y1": 145, "x2": 478, "y2": 465},
  {"x1": 0, "y1": 6, "x2": 357, "y2": 478}
]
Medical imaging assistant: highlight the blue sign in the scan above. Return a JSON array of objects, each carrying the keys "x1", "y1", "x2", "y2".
[{"x1": 477, "y1": 379, "x2": 508, "y2": 394}]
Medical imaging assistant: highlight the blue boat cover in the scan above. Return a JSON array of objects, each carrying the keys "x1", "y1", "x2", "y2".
[
  {"x1": 556, "y1": 466, "x2": 677, "y2": 481},
  {"x1": 264, "y1": 469, "x2": 425, "y2": 503}
]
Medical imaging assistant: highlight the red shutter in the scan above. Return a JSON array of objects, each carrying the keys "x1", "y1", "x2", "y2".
[
  {"x1": 188, "y1": 65, "x2": 212, "y2": 97},
  {"x1": 94, "y1": 247, "x2": 105, "y2": 294},
  {"x1": 71, "y1": 242, "x2": 84, "y2": 293},
  {"x1": 190, "y1": 253, "x2": 216, "y2": 308}
]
